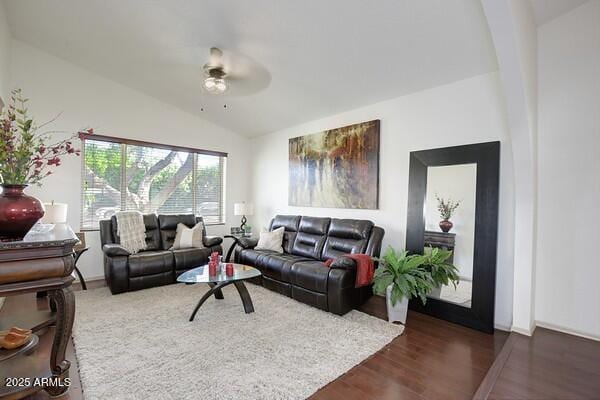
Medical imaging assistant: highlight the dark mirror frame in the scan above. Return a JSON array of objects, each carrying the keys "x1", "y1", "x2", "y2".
[{"x1": 406, "y1": 141, "x2": 500, "y2": 333}]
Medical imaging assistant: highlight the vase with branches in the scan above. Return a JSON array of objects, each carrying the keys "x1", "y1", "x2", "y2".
[
  {"x1": 436, "y1": 195, "x2": 460, "y2": 233},
  {"x1": 0, "y1": 89, "x2": 85, "y2": 240}
]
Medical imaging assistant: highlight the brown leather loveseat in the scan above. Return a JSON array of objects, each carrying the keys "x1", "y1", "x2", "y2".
[{"x1": 100, "y1": 214, "x2": 222, "y2": 294}]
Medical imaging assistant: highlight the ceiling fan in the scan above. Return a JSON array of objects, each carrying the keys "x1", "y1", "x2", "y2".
[{"x1": 202, "y1": 47, "x2": 229, "y2": 94}]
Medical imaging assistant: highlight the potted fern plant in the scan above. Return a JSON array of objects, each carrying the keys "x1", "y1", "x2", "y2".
[
  {"x1": 422, "y1": 246, "x2": 460, "y2": 298},
  {"x1": 373, "y1": 246, "x2": 461, "y2": 324},
  {"x1": 372, "y1": 247, "x2": 434, "y2": 324}
]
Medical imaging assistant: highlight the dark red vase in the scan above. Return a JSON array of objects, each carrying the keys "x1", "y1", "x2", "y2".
[
  {"x1": 0, "y1": 184, "x2": 45, "y2": 241},
  {"x1": 439, "y1": 219, "x2": 453, "y2": 233}
]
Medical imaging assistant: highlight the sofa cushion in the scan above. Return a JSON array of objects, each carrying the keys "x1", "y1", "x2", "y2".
[
  {"x1": 270, "y1": 215, "x2": 301, "y2": 231},
  {"x1": 237, "y1": 249, "x2": 279, "y2": 268},
  {"x1": 298, "y1": 216, "x2": 331, "y2": 235},
  {"x1": 128, "y1": 250, "x2": 173, "y2": 277},
  {"x1": 111, "y1": 214, "x2": 161, "y2": 251},
  {"x1": 328, "y1": 218, "x2": 373, "y2": 240},
  {"x1": 321, "y1": 219, "x2": 373, "y2": 260},
  {"x1": 269, "y1": 215, "x2": 301, "y2": 253},
  {"x1": 290, "y1": 260, "x2": 330, "y2": 293},
  {"x1": 172, "y1": 248, "x2": 212, "y2": 272},
  {"x1": 321, "y1": 236, "x2": 368, "y2": 261},
  {"x1": 158, "y1": 214, "x2": 197, "y2": 250},
  {"x1": 255, "y1": 227, "x2": 284, "y2": 252},
  {"x1": 259, "y1": 253, "x2": 311, "y2": 283},
  {"x1": 171, "y1": 222, "x2": 205, "y2": 250},
  {"x1": 290, "y1": 216, "x2": 330, "y2": 259}
]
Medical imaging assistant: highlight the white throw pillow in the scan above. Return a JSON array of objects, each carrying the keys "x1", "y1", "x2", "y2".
[
  {"x1": 255, "y1": 227, "x2": 284, "y2": 253},
  {"x1": 171, "y1": 222, "x2": 205, "y2": 250}
]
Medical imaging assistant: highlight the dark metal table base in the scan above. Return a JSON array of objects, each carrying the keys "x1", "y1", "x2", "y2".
[
  {"x1": 224, "y1": 235, "x2": 244, "y2": 263},
  {"x1": 73, "y1": 248, "x2": 89, "y2": 290},
  {"x1": 189, "y1": 280, "x2": 254, "y2": 321}
]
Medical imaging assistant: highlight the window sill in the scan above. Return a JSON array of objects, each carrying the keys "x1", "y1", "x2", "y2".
[{"x1": 81, "y1": 222, "x2": 226, "y2": 232}]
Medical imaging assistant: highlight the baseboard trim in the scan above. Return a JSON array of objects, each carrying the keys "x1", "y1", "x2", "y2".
[
  {"x1": 510, "y1": 319, "x2": 536, "y2": 336},
  {"x1": 535, "y1": 320, "x2": 600, "y2": 342},
  {"x1": 75, "y1": 274, "x2": 105, "y2": 282},
  {"x1": 493, "y1": 323, "x2": 511, "y2": 332},
  {"x1": 73, "y1": 276, "x2": 106, "y2": 291}
]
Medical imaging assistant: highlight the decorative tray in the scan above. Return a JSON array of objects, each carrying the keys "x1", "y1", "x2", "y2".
[{"x1": 0, "y1": 334, "x2": 39, "y2": 363}]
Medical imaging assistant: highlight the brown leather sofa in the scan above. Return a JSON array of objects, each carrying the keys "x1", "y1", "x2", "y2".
[
  {"x1": 235, "y1": 215, "x2": 384, "y2": 315},
  {"x1": 100, "y1": 214, "x2": 222, "y2": 294}
]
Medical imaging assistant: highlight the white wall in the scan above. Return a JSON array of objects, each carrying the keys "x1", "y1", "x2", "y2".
[
  {"x1": 0, "y1": 2, "x2": 11, "y2": 99},
  {"x1": 8, "y1": 40, "x2": 251, "y2": 280},
  {"x1": 535, "y1": 0, "x2": 600, "y2": 339},
  {"x1": 250, "y1": 72, "x2": 515, "y2": 329},
  {"x1": 425, "y1": 164, "x2": 477, "y2": 281},
  {"x1": 482, "y1": 0, "x2": 539, "y2": 335}
]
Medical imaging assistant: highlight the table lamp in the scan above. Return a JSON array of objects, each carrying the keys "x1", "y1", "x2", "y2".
[
  {"x1": 41, "y1": 201, "x2": 68, "y2": 224},
  {"x1": 234, "y1": 202, "x2": 254, "y2": 231}
]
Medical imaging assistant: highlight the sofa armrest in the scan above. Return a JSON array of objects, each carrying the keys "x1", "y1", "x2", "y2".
[
  {"x1": 329, "y1": 256, "x2": 357, "y2": 270},
  {"x1": 204, "y1": 236, "x2": 223, "y2": 247},
  {"x1": 103, "y1": 253, "x2": 129, "y2": 294},
  {"x1": 102, "y1": 243, "x2": 131, "y2": 257},
  {"x1": 327, "y1": 267, "x2": 358, "y2": 315},
  {"x1": 238, "y1": 237, "x2": 258, "y2": 249}
]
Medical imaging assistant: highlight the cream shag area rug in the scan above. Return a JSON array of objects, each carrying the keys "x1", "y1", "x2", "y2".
[{"x1": 74, "y1": 283, "x2": 402, "y2": 400}]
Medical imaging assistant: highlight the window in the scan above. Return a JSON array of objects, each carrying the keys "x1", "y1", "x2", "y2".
[{"x1": 81, "y1": 134, "x2": 226, "y2": 230}]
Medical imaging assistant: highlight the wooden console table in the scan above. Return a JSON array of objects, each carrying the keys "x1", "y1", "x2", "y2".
[
  {"x1": 424, "y1": 230, "x2": 455, "y2": 264},
  {"x1": 0, "y1": 224, "x2": 78, "y2": 399}
]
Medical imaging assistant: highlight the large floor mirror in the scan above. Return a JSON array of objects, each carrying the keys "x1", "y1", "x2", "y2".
[{"x1": 406, "y1": 142, "x2": 500, "y2": 333}]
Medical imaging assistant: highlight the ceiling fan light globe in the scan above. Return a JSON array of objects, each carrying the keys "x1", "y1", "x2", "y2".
[
  {"x1": 204, "y1": 77, "x2": 217, "y2": 90},
  {"x1": 215, "y1": 80, "x2": 227, "y2": 92},
  {"x1": 203, "y1": 76, "x2": 227, "y2": 94}
]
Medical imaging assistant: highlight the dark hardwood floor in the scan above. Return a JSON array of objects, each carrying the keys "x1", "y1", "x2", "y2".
[
  {"x1": 3, "y1": 284, "x2": 597, "y2": 400},
  {"x1": 310, "y1": 296, "x2": 508, "y2": 400},
  {"x1": 478, "y1": 327, "x2": 600, "y2": 400}
]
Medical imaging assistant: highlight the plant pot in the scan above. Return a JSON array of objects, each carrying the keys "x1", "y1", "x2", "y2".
[
  {"x1": 428, "y1": 285, "x2": 442, "y2": 298},
  {"x1": 0, "y1": 184, "x2": 45, "y2": 241},
  {"x1": 386, "y1": 285, "x2": 409, "y2": 324},
  {"x1": 439, "y1": 219, "x2": 453, "y2": 233}
]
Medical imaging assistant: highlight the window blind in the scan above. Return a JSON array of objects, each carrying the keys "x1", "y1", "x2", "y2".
[
  {"x1": 195, "y1": 154, "x2": 226, "y2": 225},
  {"x1": 81, "y1": 140, "x2": 123, "y2": 229},
  {"x1": 80, "y1": 135, "x2": 226, "y2": 230}
]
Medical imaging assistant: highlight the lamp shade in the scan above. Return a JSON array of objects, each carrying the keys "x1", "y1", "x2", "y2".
[
  {"x1": 41, "y1": 202, "x2": 68, "y2": 224},
  {"x1": 234, "y1": 202, "x2": 254, "y2": 216}
]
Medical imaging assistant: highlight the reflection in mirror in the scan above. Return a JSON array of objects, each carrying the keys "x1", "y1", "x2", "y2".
[{"x1": 424, "y1": 164, "x2": 477, "y2": 308}]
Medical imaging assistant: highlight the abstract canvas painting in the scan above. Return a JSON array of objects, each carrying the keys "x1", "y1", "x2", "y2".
[{"x1": 289, "y1": 120, "x2": 380, "y2": 209}]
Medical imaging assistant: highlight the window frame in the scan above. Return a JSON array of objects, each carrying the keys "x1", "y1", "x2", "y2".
[{"x1": 79, "y1": 133, "x2": 227, "y2": 231}]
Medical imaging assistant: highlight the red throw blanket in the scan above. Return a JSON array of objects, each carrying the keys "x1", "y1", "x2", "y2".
[{"x1": 324, "y1": 254, "x2": 374, "y2": 288}]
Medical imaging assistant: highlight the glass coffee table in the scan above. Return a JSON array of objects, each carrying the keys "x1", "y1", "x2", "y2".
[{"x1": 177, "y1": 263, "x2": 262, "y2": 321}]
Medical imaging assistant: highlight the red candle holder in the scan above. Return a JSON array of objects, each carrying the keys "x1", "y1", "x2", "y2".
[
  {"x1": 208, "y1": 262, "x2": 217, "y2": 276},
  {"x1": 225, "y1": 263, "x2": 234, "y2": 277}
]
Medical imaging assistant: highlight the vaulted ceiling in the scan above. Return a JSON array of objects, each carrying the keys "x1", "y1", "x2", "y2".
[
  {"x1": 3, "y1": 0, "x2": 501, "y2": 137},
  {"x1": 529, "y1": 0, "x2": 589, "y2": 25}
]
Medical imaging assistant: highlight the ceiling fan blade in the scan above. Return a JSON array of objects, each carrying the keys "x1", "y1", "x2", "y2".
[{"x1": 154, "y1": 46, "x2": 271, "y2": 97}]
